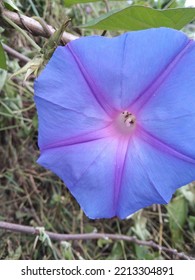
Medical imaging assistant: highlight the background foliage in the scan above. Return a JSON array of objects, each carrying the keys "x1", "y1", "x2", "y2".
[{"x1": 0, "y1": 0, "x2": 195, "y2": 260}]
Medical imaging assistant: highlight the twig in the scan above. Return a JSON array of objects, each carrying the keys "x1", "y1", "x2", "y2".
[
  {"x1": 103, "y1": 0, "x2": 110, "y2": 13},
  {"x1": 2, "y1": 14, "x2": 41, "y2": 51},
  {"x1": 101, "y1": 0, "x2": 109, "y2": 36},
  {"x1": 158, "y1": 204, "x2": 163, "y2": 251},
  {"x1": 1, "y1": 10, "x2": 78, "y2": 43},
  {"x1": 2, "y1": 43, "x2": 30, "y2": 63},
  {"x1": 0, "y1": 221, "x2": 193, "y2": 260}
]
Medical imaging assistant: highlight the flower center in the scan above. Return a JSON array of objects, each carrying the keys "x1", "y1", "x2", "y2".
[
  {"x1": 121, "y1": 111, "x2": 136, "y2": 127},
  {"x1": 115, "y1": 111, "x2": 136, "y2": 135}
]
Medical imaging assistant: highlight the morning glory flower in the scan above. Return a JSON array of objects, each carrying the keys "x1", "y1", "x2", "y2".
[{"x1": 34, "y1": 27, "x2": 195, "y2": 219}]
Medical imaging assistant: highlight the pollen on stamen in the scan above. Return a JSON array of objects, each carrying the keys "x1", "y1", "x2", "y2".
[{"x1": 115, "y1": 110, "x2": 136, "y2": 135}]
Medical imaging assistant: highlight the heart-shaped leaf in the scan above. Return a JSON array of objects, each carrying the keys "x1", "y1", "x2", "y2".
[{"x1": 81, "y1": 6, "x2": 195, "y2": 31}]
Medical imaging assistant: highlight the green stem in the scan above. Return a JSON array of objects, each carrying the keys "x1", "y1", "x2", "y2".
[
  {"x1": 2, "y1": 14, "x2": 41, "y2": 51},
  {"x1": 28, "y1": 0, "x2": 40, "y2": 17}
]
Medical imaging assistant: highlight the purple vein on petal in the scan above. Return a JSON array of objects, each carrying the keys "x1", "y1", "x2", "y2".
[
  {"x1": 137, "y1": 125, "x2": 195, "y2": 164},
  {"x1": 70, "y1": 138, "x2": 116, "y2": 190},
  {"x1": 133, "y1": 139, "x2": 168, "y2": 203},
  {"x1": 140, "y1": 113, "x2": 195, "y2": 122},
  {"x1": 130, "y1": 40, "x2": 193, "y2": 113},
  {"x1": 67, "y1": 44, "x2": 116, "y2": 118},
  {"x1": 40, "y1": 122, "x2": 115, "y2": 152},
  {"x1": 120, "y1": 33, "x2": 128, "y2": 107},
  {"x1": 114, "y1": 137, "x2": 129, "y2": 214},
  {"x1": 35, "y1": 95, "x2": 110, "y2": 122}
]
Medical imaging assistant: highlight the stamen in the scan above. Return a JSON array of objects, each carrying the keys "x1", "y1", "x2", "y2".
[
  {"x1": 122, "y1": 111, "x2": 136, "y2": 127},
  {"x1": 115, "y1": 110, "x2": 136, "y2": 134}
]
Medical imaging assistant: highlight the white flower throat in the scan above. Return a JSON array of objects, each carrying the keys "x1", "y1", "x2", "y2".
[{"x1": 115, "y1": 110, "x2": 136, "y2": 135}]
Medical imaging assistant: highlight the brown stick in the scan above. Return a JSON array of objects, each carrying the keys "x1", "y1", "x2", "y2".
[
  {"x1": 1, "y1": 10, "x2": 78, "y2": 43},
  {"x1": 2, "y1": 43, "x2": 30, "y2": 63},
  {"x1": 0, "y1": 221, "x2": 192, "y2": 260}
]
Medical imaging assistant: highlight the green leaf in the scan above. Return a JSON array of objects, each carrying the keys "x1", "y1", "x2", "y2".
[
  {"x1": 81, "y1": 6, "x2": 195, "y2": 31},
  {"x1": 97, "y1": 238, "x2": 112, "y2": 248},
  {"x1": 107, "y1": 242, "x2": 123, "y2": 260},
  {"x1": 179, "y1": 184, "x2": 195, "y2": 209},
  {"x1": 0, "y1": 69, "x2": 7, "y2": 90},
  {"x1": 167, "y1": 195, "x2": 188, "y2": 249},
  {"x1": 61, "y1": 241, "x2": 74, "y2": 260},
  {"x1": 0, "y1": 42, "x2": 7, "y2": 70},
  {"x1": 0, "y1": 43, "x2": 7, "y2": 91},
  {"x1": 64, "y1": 0, "x2": 124, "y2": 7},
  {"x1": 7, "y1": 246, "x2": 22, "y2": 260},
  {"x1": 134, "y1": 244, "x2": 149, "y2": 260},
  {"x1": 131, "y1": 211, "x2": 151, "y2": 241},
  {"x1": 188, "y1": 215, "x2": 195, "y2": 233},
  {"x1": 3, "y1": 0, "x2": 19, "y2": 11}
]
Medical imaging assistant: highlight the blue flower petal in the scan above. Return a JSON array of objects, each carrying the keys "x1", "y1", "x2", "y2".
[
  {"x1": 35, "y1": 96, "x2": 111, "y2": 150},
  {"x1": 34, "y1": 27, "x2": 195, "y2": 219},
  {"x1": 138, "y1": 40, "x2": 195, "y2": 158},
  {"x1": 68, "y1": 28, "x2": 189, "y2": 111},
  {"x1": 38, "y1": 137, "x2": 118, "y2": 219},
  {"x1": 34, "y1": 47, "x2": 111, "y2": 149},
  {"x1": 117, "y1": 134, "x2": 195, "y2": 219}
]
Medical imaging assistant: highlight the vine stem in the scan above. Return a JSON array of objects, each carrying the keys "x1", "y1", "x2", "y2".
[
  {"x1": 0, "y1": 221, "x2": 193, "y2": 260},
  {"x1": 2, "y1": 14, "x2": 41, "y2": 51},
  {"x1": 2, "y1": 43, "x2": 30, "y2": 63},
  {"x1": 1, "y1": 9, "x2": 79, "y2": 42},
  {"x1": 103, "y1": 0, "x2": 110, "y2": 13}
]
